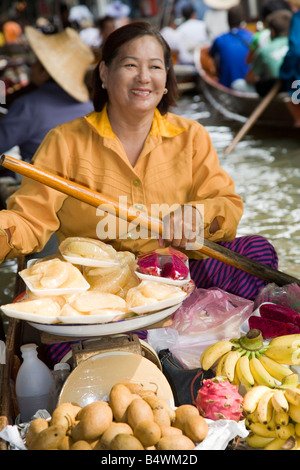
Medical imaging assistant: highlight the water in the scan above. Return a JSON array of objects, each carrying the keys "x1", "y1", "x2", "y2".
[{"x1": 0, "y1": 91, "x2": 300, "y2": 329}]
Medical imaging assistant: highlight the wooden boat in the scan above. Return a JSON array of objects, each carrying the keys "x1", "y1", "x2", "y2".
[{"x1": 194, "y1": 47, "x2": 300, "y2": 129}]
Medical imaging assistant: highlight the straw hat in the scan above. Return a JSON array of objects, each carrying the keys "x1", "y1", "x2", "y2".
[
  {"x1": 25, "y1": 26, "x2": 94, "y2": 102},
  {"x1": 203, "y1": 0, "x2": 240, "y2": 9},
  {"x1": 287, "y1": 0, "x2": 300, "y2": 6}
]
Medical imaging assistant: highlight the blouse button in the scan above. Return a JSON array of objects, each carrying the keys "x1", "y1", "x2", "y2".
[{"x1": 133, "y1": 178, "x2": 141, "y2": 187}]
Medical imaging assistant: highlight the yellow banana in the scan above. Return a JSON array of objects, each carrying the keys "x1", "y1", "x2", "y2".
[
  {"x1": 258, "y1": 355, "x2": 293, "y2": 382},
  {"x1": 236, "y1": 355, "x2": 255, "y2": 389},
  {"x1": 249, "y1": 357, "x2": 276, "y2": 388},
  {"x1": 245, "y1": 409, "x2": 259, "y2": 424},
  {"x1": 288, "y1": 403, "x2": 300, "y2": 423},
  {"x1": 243, "y1": 385, "x2": 272, "y2": 415},
  {"x1": 247, "y1": 422, "x2": 277, "y2": 438},
  {"x1": 265, "y1": 409, "x2": 276, "y2": 431},
  {"x1": 264, "y1": 437, "x2": 289, "y2": 450},
  {"x1": 285, "y1": 387, "x2": 300, "y2": 407},
  {"x1": 269, "y1": 334, "x2": 300, "y2": 349},
  {"x1": 220, "y1": 350, "x2": 241, "y2": 382},
  {"x1": 294, "y1": 422, "x2": 300, "y2": 437},
  {"x1": 275, "y1": 422, "x2": 295, "y2": 440},
  {"x1": 274, "y1": 410, "x2": 289, "y2": 426},
  {"x1": 271, "y1": 389, "x2": 289, "y2": 413},
  {"x1": 265, "y1": 346, "x2": 300, "y2": 365},
  {"x1": 200, "y1": 340, "x2": 233, "y2": 371},
  {"x1": 256, "y1": 389, "x2": 275, "y2": 424},
  {"x1": 215, "y1": 351, "x2": 227, "y2": 377},
  {"x1": 245, "y1": 432, "x2": 274, "y2": 449}
]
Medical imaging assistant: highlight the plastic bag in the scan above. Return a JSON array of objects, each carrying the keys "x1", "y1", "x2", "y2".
[
  {"x1": 147, "y1": 287, "x2": 254, "y2": 368},
  {"x1": 254, "y1": 283, "x2": 300, "y2": 312}
]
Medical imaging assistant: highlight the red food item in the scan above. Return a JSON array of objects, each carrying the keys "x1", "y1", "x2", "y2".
[
  {"x1": 248, "y1": 315, "x2": 300, "y2": 339},
  {"x1": 137, "y1": 252, "x2": 161, "y2": 277},
  {"x1": 137, "y1": 248, "x2": 189, "y2": 280},
  {"x1": 259, "y1": 303, "x2": 300, "y2": 328},
  {"x1": 195, "y1": 377, "x2": 243, "y2": 421}
]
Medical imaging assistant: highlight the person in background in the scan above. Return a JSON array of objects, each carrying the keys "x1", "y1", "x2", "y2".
[
  {"x1": 203, "y1": 0, "x2": 239, "y2": 40},
  {"x1": 105, "y1": 1, "x2": 131, "y2": 28},
  {"x1": 209, "y1": 5, "x2": 253, "y2": 89},
  {"x1": 280, "y1": 0, "x2": 300, "y2": 99},
  {"x1": 175, "y1": 3, "x2": 208, "y2": 64},
  {"x1": 0, "y1": 27, "x2": 94, "y2": 172},
  {"x1": 243, "y1": 10, "x2": 292, "y2": 95},
  {"x1": 246, "y1": 0, "x2": 291, "y2": 66}
]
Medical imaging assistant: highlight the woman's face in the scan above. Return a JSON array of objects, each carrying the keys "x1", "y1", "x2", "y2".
[{"x1": 100, "y1": 35, "x2": 167, "y2": 117}]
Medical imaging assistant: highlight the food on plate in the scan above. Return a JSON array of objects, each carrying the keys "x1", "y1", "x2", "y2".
[
  {"x1": 2, "y1": 297, "x2": 62, "y2": 317},
  {"x1": 19, "y1": 258, "x2": 88, "y2": 291},
  {"x1": 82, "y1": 250, "x2": 139, "y2": 298},
  {"x1": 126, "y1": 280, "x2": 186, "y2": 308},
  {"x1": 59, "y1": 237, "x2": 118, "y2": 263},
  {"x1": 59, "y1": 291, "x2": 128, "y2": 319},
  {"x1": 137, "y1": 247, "x2": 189, "y2": 280},
  {"x1": 196, "y1": 377, "x2": 243, "y2": 421}
]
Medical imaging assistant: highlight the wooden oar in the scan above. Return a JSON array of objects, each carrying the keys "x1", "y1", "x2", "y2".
[
  {"x1": 1, "y1": 153, "x2": 299, "y2": 287},
  {"x1": 223, "y1": 80, "x2": 282, "y2": 155}
]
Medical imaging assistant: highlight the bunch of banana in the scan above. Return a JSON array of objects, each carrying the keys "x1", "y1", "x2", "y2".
[
  {"x1": 243, "y1": 375, "x2": 300, "y2": 450},
  {"x1": 200, "y1": 331, "x2": 300, "y2": 390}
]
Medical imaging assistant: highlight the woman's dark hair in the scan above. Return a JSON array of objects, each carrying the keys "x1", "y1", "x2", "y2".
[{"x1": 92, "y1": 21, "x2": 178, "y2": 115}]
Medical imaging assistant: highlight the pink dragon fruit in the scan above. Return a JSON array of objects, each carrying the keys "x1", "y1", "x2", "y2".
[{"x1": 195, "y1": 377, "x2": 243, "y2": 421}]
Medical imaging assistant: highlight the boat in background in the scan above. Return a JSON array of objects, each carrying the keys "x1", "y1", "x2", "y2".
[{"x1": 194, "y1": 47, "x2": 300, "y2": 129}]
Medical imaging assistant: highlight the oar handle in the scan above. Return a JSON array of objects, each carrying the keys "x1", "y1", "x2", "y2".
[{"x1": 1, "y1": 154, "x2": 299, "y2": 287}]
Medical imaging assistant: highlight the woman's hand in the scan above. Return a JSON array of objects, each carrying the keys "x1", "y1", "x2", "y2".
[{"x1": 161, "y1": 205, "x2": 203, "y2": 250}]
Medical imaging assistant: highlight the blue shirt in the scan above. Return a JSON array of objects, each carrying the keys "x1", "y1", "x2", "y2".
[
  {"x1": 209, "y1": 28, "x2": 253, "y2": 88},
  {"x1": 280, "y1": 10, "x2": 300, "y2": 94},
  {"x1": 0, "y1": 81, "x2": 94, "y2": 162}
]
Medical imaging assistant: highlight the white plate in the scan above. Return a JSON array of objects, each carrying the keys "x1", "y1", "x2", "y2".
[
  {"x1": 1, "y1": 305, "x2": 58, "y2": 324},
  {"x1": 57, "y1": 311, "x2": 128, "y2": 324},
  {"x1": 135, "y1": 270, "x2": 191, "y2": 286},
  {"x1": 23, "y1": 282, "x2": 90, "y2": 297},
  {"x1": 61, "y1": 254, "x2": 119, "y2": 268},
  {"x1": 58, "y1": 351, "x2": 175, "y2": 408},
  {"x1": 130, "y1": 293, "x2": 187, "y2": 314},
  {"x1": 27, "y1": 303, "x2": 181, "y2": 337}
]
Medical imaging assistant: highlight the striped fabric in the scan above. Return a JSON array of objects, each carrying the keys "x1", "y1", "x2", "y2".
[
  {"x1": 189, "y1": 235, "x2": 278, "y2": 300},
  {"x1": 44, "y1": 235, "x2": 278, "y2": 367}
]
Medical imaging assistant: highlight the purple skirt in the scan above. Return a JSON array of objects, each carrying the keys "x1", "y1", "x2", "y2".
[{"x1": 44, "y1": 235, "x2": 278, "y2": 367}]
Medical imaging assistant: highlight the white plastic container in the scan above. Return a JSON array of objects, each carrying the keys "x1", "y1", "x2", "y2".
[
  {"x1": 16, "y1": 343, "x2": 55, "y2": 422},
  {"x1": 49, "y1": 362, "x2": 71, "y2": 411}
]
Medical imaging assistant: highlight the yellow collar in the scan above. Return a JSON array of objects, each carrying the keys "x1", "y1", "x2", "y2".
[{"x1": 85, "y1": 104, "x2": 185, "y2": 139}]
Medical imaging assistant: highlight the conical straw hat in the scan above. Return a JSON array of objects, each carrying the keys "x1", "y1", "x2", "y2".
[
  {"x1": 203, "y1": 0, "x2": 240, "y2": 9},
  {"x1": 25, "y1": 26, "x2": 94, "y2": 102}
]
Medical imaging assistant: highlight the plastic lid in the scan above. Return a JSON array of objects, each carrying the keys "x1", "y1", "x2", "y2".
[
  {"x1": 54, "y1": 363, "x2": 71, "y2": 371},
  {"x1": 20, "y1": 343, "x2": 37, "y2": 353}
]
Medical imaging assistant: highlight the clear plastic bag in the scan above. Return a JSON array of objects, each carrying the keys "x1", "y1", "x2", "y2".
[
  {"x1": 147, "y1": 287, "x2": 254, "y2": 368},
  {"x1": 254, "y1": 282, "x2": 300, "y2": 312}
]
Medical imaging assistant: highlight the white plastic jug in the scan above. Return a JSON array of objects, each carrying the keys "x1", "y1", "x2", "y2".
[{"x1": 16, "y1": 343, "x2": 54, "y2": 422}]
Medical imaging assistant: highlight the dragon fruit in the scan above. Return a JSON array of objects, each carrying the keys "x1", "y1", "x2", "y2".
[{"x1": 195, "y1": 377, "x2": 243, "y2": 421}]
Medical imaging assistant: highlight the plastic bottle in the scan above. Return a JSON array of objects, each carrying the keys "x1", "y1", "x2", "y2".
[
  {"x1": 15, "y1": 343, "x2": 55, "y2": 422},
  {"x1": 49, "y1": 362, "x2": 71, "y2": 412}
]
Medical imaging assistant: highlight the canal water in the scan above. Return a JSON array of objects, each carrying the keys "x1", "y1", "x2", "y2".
[{"x1": 0, "y1": 90, "x2": 300, "y2": 331}]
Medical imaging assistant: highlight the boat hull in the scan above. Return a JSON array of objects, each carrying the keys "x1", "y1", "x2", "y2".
[{"x1": 194, "y1": 48, "x2": 299, "y2": 129}]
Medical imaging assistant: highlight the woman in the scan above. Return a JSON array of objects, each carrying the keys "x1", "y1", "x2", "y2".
[
  {"x1": 1, "y1": 21, "x2": 277, "y2": 283},
  {"x1": 0, "y1": 23, "x2": 277, "y2": 341}
]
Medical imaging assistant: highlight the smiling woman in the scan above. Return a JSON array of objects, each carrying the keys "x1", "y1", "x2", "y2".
[{"x1": 0, "y1": 22, "x2": 279, "y2": 364}]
